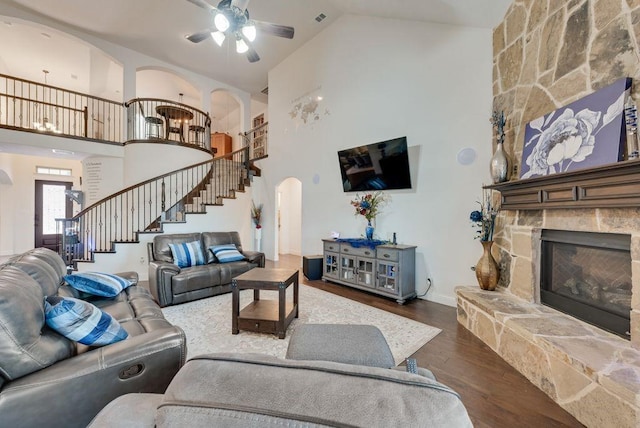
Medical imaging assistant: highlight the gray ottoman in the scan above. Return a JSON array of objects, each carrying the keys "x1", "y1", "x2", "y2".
[{"x1": 286, "y1": 324, "x2": 395, "y2": 368}]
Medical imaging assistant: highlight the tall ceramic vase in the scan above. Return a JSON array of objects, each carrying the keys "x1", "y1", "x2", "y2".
[
  {"x1": 255, "y1": 227, "x2": 262, "y2": 251},
  {"x1": 475, "y1": 240, "x2": 499, "y2": 291},
  {"x1": 490, "y1": 141, "x2": 509, "y2": 183}
]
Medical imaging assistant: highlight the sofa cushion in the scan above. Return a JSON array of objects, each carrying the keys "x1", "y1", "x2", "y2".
[
  {"x1": 45, "y1": 296, "x2": 128, "y2": 346},
  {"x1": 209, "y1": 244, "x2": 245, "y2": 263},
  {"x1": 153, "y1": 233, "x2": 202, "y2": 263},
  {"x1": 64, "y1": 272, "x2": 134, "y2": 298},
  {"x1": 0, "y1": 266, "x2": 75, "y2": 380},
  {"x1": 169, "y1": 241, "x2": 206, "y2": 268},
  {"x1": 201, "y1": 231, "x2": 244, "y2": 264}
]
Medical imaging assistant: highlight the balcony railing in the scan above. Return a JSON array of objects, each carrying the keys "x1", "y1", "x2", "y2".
[
  {"x1": 125, "y1": 98, "x2": 212, "y2": 151},
  {"x1": 0, "y1": 73, "x2": 263, "y2": 159},
  {"x1": 241, "y1": 121, "x2": 268, "y2": 159},
  {"x1": 0, "y1": 73, "x2": 124, "y2": 143}
]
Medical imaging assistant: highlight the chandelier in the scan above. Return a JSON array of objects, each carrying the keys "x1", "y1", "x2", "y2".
[
  {"x1": 210, "y1": 3, "x2": 256, "y2": 53},
  {"x1": 33, "y1": 69, "x2": 61, "y2": 133}
]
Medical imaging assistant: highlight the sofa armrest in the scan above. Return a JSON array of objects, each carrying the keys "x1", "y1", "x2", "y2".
[
  {"x1": 243, "y1": 250, "x2": 265, "y2": 268},
  {"x1": 0, "y1": 326, "x2": 186, "y2": 428},
  {"x1": 148, "y1": 261, "x2": 180, "y2": 307}
]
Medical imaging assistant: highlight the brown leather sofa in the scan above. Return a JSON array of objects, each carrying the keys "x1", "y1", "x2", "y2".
[
  {"x1": 147, "y1": 231, "x2": 265, "y2": 307},
  {"x1": 0, "y1": 247, "x2": 186, "y2": 428}
]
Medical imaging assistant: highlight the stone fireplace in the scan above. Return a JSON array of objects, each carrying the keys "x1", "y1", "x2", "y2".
[
  {"x1": 460, "y1": 2, "x2": 640, "y2": 424},
  {"x1": 457, "y1": 204, "x2": 640, "y2": 427}
]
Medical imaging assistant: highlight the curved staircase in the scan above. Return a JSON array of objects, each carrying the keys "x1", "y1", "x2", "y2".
[{"x1": 59, "y1": 147, "x2": 260, "y2": 269}]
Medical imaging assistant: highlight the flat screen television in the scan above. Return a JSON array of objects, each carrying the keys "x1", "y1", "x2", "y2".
[{"x1": 337, "y1": 136, "x2": 412, "y2": 192}]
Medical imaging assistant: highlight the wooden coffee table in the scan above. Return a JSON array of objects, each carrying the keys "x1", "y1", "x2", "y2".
[{"x1": 231, "y1": 268, "x2": 299, "y2": 339}]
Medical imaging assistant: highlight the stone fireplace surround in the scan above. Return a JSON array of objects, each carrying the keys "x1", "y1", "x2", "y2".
[{"x1": 456, "y1": 206, "x2": 640, "y2": 427}]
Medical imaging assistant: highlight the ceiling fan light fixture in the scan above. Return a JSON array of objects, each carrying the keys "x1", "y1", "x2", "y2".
[
  {"x1": 236, "y1": 38, "x2": 249, "y2": 53},
  {"x1": 214, "y1": 12, "x2": 230, "y2": 32},
  {"x1": 211, "y1": 31, "x2": 226, "y2": 46},
  {"x1": 242, "y1": 23, "x2": 256, "y2": 42}
]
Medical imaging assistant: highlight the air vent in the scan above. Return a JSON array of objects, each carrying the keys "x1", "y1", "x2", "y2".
[
  {"x1": 261, "y1": 86, "x2": 269, "y2": 95},
  {"x1": 315, "y1": 13, "x2": 326, "y2": 23}
]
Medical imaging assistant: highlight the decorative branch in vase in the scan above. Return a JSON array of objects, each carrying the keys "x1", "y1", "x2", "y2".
[
  {"x1": 490, "y1": 110, "x2": 510, "y2": 183},
  {"x1": 469, "y1": 189, "x2": 500, "y2": 290},
  {"x1": 251, "y1": 201, "x2": 262, "y2": 229}
]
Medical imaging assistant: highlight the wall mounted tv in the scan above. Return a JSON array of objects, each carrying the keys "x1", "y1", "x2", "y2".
[{"x1": 337, "y1": 136, "x2": 412, "y2": 192}]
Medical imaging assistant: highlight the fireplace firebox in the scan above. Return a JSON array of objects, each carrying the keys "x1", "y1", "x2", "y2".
[{"x1": 540, "y1": 230, "x2": 632, "y2": 339}]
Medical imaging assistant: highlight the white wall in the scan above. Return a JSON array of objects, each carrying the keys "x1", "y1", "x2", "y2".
[
  {"x1": 263, "y1": 15, "x2": 494, "y2": 306},
  {"x1": 0, "y1": 153, "x2": 82, "y2": 255},
  {"x1": 123, "y1": 143, "x2": 211, "y2": 186},
  {"x1": 81, "y1": 156, "x2": 123, "y2": 206}
]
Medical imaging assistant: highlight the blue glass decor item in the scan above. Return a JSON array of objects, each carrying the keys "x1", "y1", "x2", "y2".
[{"x1": 365, "y1": 221, "x2": 374, "y2": 240}]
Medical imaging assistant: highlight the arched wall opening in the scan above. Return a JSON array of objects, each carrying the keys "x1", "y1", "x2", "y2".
[
  {"x1": 211, "y1": 89, "x2": 243, "y2": 152},
  {"x1": 0, "y1": 14, "x2": 123, "y2": 102},
  {"x1": 136, "y1": 67, "x2": 201, "y2": 107},
  {"x1": 275, "y1": 177, "x2": 302, "y2": 258}
]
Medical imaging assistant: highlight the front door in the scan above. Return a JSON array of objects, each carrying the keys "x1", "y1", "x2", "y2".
[{"x1": 34, "y1": 180, "x2": 72, "y2": 251}]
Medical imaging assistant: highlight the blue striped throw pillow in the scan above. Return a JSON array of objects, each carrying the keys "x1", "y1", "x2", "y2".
[
  {"x1": 209, "y1": 244, "x2": 246, "y2": 263},
  {"x1": 64, "y1": 272, "x2": 133, "y2": 298},
  {"x1": 169, "y1": 241, "x2": 206, "y2": 268},
  {"x1": 44, "y1": 296, "x2": 128, "y2": 346}
]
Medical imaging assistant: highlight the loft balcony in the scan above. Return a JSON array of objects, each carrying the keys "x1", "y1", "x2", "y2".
[
  {"x1": 0, "y1": 73, "x2": 269, "y2": 159},
  {"x1": 0, "y1": 72, "x2": 123, "y2": 144},
  {"x1": 125, "y1": 97, "x2": 212, "y2": 152}
]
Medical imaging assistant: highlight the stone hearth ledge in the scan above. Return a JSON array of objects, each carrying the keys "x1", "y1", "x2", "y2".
[{"x1": 456, "y1": 286, "x2": 640, "y2": 427}]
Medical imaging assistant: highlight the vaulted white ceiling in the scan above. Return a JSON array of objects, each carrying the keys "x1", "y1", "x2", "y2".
[{"x1": 0, "y1": 0, "x2": 511, "y2": 98}]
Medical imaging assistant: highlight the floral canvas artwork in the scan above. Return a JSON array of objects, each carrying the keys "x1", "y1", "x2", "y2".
[{"x1": 520, "y1": 77, "x2": 631, "y2": 179}]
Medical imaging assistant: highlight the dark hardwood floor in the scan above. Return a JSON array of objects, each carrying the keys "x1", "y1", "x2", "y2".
[{"x1": 269, "y1": 255, "x2": 584, "y2": 428}]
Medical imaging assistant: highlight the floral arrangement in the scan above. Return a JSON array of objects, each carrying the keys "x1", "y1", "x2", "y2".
[
  {"x1": 251, "y1": 200, "x2": 263, "y2": 229},
  {"x1": 351, "y1": 192, "x2": 388, "y2": 222},
  {"x1": 469, "y1": 189, "x2": 499, "y2": 241}
]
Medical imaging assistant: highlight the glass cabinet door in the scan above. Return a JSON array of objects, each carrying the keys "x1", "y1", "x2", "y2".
[
  {"x1": 357, "y1": 258, "x2": 375, "y2": 288},
  {"x1": 341, "y1": 255, "x2": 357, "y2": 281},
  {"x1": 377, "y1": 261, "x2": 398, "y2": 294},
  {"x1": 324, "y1": 252, "x2": 339, "y2": 278}
]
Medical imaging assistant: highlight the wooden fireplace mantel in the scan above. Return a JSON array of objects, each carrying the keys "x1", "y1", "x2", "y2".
[{"x1": 485, "y1": 161, "x2": 640, "y2": 210}]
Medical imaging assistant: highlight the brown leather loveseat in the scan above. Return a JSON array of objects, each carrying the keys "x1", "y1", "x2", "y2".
[{"x1": 147, "y1": 231, "x2": 265, "y2": 307}]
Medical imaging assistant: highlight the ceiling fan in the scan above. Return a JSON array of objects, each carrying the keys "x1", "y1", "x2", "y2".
[{"x1": 185, "y1": 0, "x2": 295, "y2": 63}]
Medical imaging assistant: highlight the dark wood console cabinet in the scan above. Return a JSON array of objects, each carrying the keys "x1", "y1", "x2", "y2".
[{"x1": 486, "y1": 161, "x2": 640, "y2": 210}]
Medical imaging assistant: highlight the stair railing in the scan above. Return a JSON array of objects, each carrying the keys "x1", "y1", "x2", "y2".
[{"x1": 58, "y1": 146, "x2": 249, "y2": 264}]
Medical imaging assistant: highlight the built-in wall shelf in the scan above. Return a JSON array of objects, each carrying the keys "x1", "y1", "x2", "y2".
[{"x1": 485, "y1": 161, "x2": 640, "y2": 210}]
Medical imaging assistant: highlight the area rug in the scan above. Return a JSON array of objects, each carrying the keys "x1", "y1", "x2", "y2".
[{"x1": 162, "y1": 284, "x2": 441, "y2": 365}]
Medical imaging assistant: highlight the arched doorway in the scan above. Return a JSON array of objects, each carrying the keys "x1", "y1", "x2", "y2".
[{"x1": 276, "y1": 177, "x2": 302, "y2": 258}]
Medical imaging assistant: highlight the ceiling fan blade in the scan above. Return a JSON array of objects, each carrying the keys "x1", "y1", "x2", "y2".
[
  {"x1": 185, "y1": 0, "x2": 216, "y2": 13},
  {"x1": 253, "y1": 20, "x2": 295, "y2": 39},
  {"x1": 231, "y1": 0, "x2": 250, "y2": 11},
  {"x1": 239, "y1": 34, "x2": 260, "y2": 63},
  {"x1": 186, "y1": 29, "x2": 213, "y2": 43}
]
